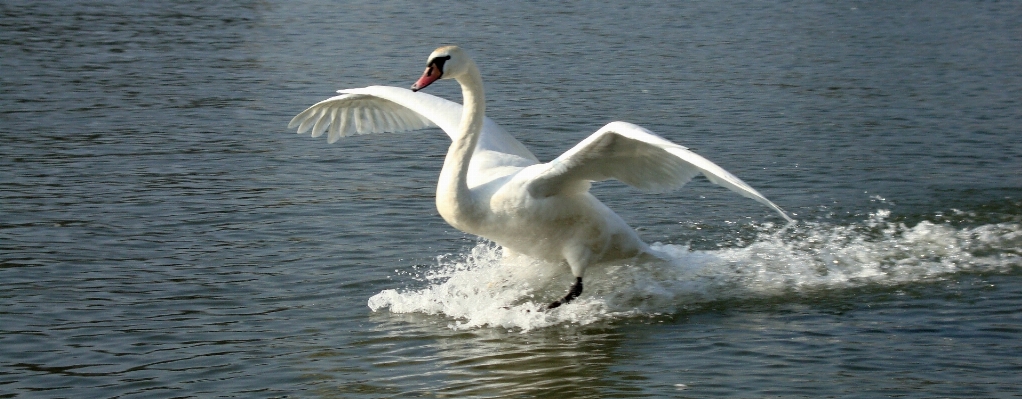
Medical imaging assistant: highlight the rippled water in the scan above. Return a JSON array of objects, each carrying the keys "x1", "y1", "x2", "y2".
[{"x1": 2, "y1": 1, "x2": 1021, "y2": 398}]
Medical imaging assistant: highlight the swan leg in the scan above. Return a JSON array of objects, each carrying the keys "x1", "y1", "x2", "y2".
[
  {"x1": 547, "y1": 277, "x2": 583, "y2": 310},
  {"x1": 547, "y1": 246, "x2": 591, "y2": 310}
]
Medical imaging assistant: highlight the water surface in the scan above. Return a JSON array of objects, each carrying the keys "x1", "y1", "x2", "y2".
[{"x1": 2, "y1": 1, "x2": 1020, "y2": 397}]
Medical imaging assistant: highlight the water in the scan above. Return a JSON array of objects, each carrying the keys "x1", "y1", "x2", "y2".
[{"x1": 1, "y1": 1, "x2": 1020, "y2": 397}]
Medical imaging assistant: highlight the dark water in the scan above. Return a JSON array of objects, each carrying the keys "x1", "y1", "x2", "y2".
[{"x1": 2, "y1": 1, "x2": 1021, "y2": 397}]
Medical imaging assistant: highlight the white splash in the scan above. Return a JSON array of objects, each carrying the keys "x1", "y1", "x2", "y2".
[{"x1": 368, "y1": 210, "x2": 1021, "y2": 331}]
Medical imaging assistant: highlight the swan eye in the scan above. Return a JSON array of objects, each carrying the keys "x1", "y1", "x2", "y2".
[{"x1": 429, "y1": 55, "x2": 451, "y2": 73}]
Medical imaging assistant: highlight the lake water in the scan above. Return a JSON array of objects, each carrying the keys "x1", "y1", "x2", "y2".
[{"x1": 2, "y1": 1, "x2": 1021, "y2": 397}]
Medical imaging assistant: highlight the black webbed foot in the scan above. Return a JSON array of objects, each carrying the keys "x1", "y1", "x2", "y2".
[{"x1": 547, "y1": 277, "x2": 583, "y2": 310}]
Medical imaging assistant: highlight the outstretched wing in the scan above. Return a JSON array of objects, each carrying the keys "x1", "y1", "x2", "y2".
[
  {"x1": 289, "y1": 91, "x2": 434, "y2": 143},
  {"x1": 527, "y1": 121, "x2": 793, "y2": 222},
  {"x1": 288, "y1": 86, "x2": 537, "y2": 161}
]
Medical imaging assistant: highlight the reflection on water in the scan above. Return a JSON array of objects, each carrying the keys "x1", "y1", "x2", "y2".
[{"x1": 319, "y1": 314, "x2": 636, "y2": 398}]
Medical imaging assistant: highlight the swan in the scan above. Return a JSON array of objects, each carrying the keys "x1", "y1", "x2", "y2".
[{"x1": 289, "y1": 46, "x2": 793, "y2": 309}]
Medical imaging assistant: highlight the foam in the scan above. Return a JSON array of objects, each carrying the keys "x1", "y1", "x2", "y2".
[{"x1": 368, "y1": 210, "x2": 1021, "y2": 331}]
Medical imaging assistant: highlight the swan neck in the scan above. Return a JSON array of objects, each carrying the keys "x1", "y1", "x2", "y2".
[
  {"x1": 457, "y1": 69, "x2": 485, "y2": 146},
  {"x1": 437, "y1": 62, "x2": 485, "y2": 227}
]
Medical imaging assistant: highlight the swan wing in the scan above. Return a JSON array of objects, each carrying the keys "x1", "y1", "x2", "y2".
[
  {"x1": 527, "y1": 121, "x2": 793, "y2": 221},
  {"x1": 288, "y1": 87, "x2": 438, "y2": 143},
  {"x1": 288, "y1": 86, "x2": 538, "y2": 161}
]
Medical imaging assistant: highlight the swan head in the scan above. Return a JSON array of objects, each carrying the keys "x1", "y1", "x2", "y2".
[{"x1": 411, "y1": 46, "x2": 473, "y2": 92}]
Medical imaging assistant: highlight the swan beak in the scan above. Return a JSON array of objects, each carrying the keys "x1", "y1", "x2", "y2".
[{"x1": 411, "y1": 66, "x2": 441, "y2": 92}]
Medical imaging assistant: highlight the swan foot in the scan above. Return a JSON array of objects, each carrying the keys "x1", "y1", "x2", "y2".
[{"x1": 547, "y1": 277, "x2": 583, "y2": 310}]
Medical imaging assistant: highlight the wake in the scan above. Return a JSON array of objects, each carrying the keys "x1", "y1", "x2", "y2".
[{"x1": 368, "y1": 210, "x2": 1021, "y2": 331}]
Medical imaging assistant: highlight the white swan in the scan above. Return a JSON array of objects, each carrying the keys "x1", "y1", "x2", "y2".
[{"x1": 289, "y1": 46, "x2": 793, "y2": 309}]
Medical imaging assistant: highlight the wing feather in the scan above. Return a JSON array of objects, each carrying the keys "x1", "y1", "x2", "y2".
[
  {"x1": 330, "y1": 108, "x2": 352, "y2": 143},
  {"x1": 325, "y1": 107, "x2": 340, "y2": 140},
  {"x1": 383, "y1": 104, "x2": 403, "y2": 131},
  {"x1": 294, "y1": 107, "x2": 320, "y2": 134},
  {"x1": 311, "y1": 109, "x2": 330, "y2": 138}
]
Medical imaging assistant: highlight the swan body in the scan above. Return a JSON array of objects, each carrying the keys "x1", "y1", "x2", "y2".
[{"x1": 289, "y1": 46, "x2": 793, "y2": 308}]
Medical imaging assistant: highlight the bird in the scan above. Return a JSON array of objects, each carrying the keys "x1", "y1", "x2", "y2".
[{"x1": 289, "y1": 46, "x2": 793, "y2": 309}]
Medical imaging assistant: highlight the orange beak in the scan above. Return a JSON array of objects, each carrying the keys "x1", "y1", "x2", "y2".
[{"x1": 411, "y1": 65, "x2": 442, "y2": 92}]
